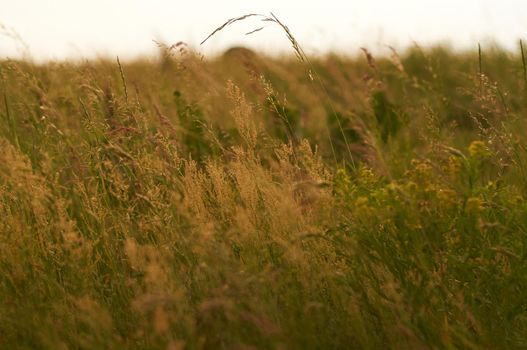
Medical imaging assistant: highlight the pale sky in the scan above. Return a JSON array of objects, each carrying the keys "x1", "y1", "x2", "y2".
[{"x1": 1, "y1": 0, "x2": 526, "y2": 61}]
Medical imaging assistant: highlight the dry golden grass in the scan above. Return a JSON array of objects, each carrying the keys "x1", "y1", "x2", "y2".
[{"x1": 0, "y1": 37, "x2": 527, "y2": 349}]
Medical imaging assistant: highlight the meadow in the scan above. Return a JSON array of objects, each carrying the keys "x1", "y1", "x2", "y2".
[{"x1": 0, "y1": 38, "x2": 527, "y2": 349}]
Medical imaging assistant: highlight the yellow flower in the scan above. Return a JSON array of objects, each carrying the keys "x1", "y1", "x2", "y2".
[
  {"x1": 466, "y1": 197, "x2": 483, "y2": 214},
  {"x1": 437, "y1": 188, "x2": 457, "y2": 206},
  {"x1": 468, "y1": 140, "x2": 490, "y2": 159},
  {"x1": 335, "y1": 168, "x2": 351, "y2": 184},
  {"x1": 335, "y1": 168, "x2": 352, "y2": 195},
  {"x1": 446, "y1": 155, "x2": 462, "y2": 176},
  {"x1": 354, "y1": 196, "x2": 374, "y2": 221},
  {"x1": 406, "y1": 181, "x2": 418, "y2": 194},
  {"x1": 355, "y1": 196, "x2": 369, "y2": 207}
]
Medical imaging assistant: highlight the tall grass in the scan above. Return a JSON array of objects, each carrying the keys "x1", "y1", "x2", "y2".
[{"x1": 0, "y1": 40, "x2": 527, "y2": 349}]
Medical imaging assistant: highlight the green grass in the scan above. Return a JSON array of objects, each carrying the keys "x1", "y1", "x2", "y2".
[{"x1": 0, "y1": 43, "x2": 527, "y2": 349}]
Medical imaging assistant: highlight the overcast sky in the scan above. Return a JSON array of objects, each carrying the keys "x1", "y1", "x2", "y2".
[{"x1": 1, "y1": 0, "x2": 526, "y2": 61}]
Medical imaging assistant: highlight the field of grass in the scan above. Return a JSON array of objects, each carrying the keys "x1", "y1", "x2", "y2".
[{"x1": 1, "y1": 41, "x2": 527, "y2": 349}]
